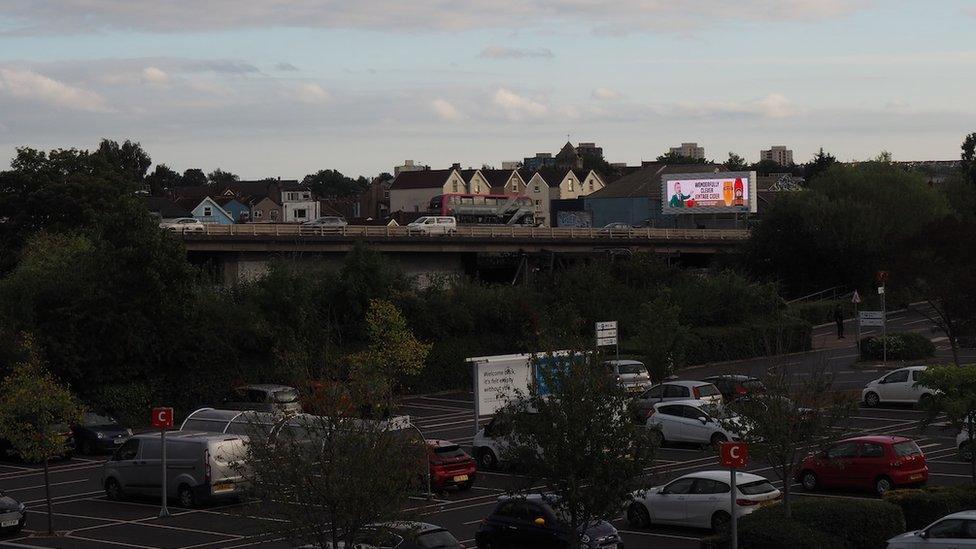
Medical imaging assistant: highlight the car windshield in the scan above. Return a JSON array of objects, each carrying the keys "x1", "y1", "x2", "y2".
[
  {"x1": 273, "y1": 388, "x2": 299, "y2": 403},
  {"x1": 617, "y1": 364, "x2": 646, "y2": 375},
  {"x1": 415, "y1": 530, "x2": 460, "y2": 548},
  {"x1": 433, "y1": 444, "x2": 467, "y2": 459},
  {"x1": 894, "y1": 441, "x2": 922, "y2": 457},
  {"x1": 83, "y1": 413, "x2": 116, "y2": 426},
  {"x1": 696, "y1": 384, "x2": 721, "y2": 397},
  {"x1": 738, "y1": 480, "x2": 777, "y2": 495}
]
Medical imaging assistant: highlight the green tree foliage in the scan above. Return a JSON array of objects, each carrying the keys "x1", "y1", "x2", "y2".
[
  {"x1": 725, "y1": 152, "x2": 748, "y2": 171},
  {"x1": 207, "y1": 168, "x2": 239, "y2": 187},
  {"x1": 656, "y1": 151, "x2": 708, "y2": 164},
  {"x1": 93, "y1": 139, "x2": 152, "y2": 183},
  {"x1": 181, "y1": 168, "x2": 208, "y2": 186},
  {"x1": 917, "y1": 365, "x2": 976, "y2": 483},
  {"x1": 962, "y1": 132, "x2": 976, "y2": 186},
  {"x1": 744, "y1": 162, "x2": 950, "y2": 295},
  {"x1": 496, "y1": 351, "x2": 657, "y2": 540},
  {"x1": 146, "y1": 163, "x2": 182, "y2": 195},
  {"x1": 634, "y1": 292, "x2": 690, "y2": 380},
  {"x1": 303, "y1": 169, "x2": 368, "y2": 198},
  {"x1": 804, "y1": 147, "x2": 837, "y2": 181},
  {"x1": 0, "y1": 339, "x2": 83, "y2": 533},
  {"x1": 751, "y1": 158, "x2": 786, "y2": 175}
]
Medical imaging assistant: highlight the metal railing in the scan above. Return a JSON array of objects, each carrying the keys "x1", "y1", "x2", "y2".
[{"x1": 183, "y1": 224, "x2": 750, "y2": 241}]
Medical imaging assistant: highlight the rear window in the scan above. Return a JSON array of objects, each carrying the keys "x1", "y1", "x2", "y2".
[
  {"x1": 273, "y1": 388, "x2": 299, "y2": 403},
  {"x1": 415, "y1": 530, "x2": 461, "y2": 548},
  {"x1": 433, "y1": 444, "x2": 467, "y2": 458},
  {"x1": 617, "y1": 364, "x2": 646, "y2": 375},
  {"x1": 742, "y1": 380, "x2": 764, "y2": 390},
  {"x1": 738, "y1": 480, "x2": 777, "y2": 495},
  {"x1": 696, "y1": 384, "x2": 721, "y2": 397},
  {"x1": 894, "y1": 441, "x2": 922, "y2": 457}
]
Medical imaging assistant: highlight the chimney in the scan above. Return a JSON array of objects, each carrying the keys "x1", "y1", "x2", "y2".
[{"x1": 452, "y1": 163, "x2": 461, "y2": 170}]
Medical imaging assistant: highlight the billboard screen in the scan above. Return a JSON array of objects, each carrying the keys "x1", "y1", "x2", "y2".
[{"x1": 661, "y1": 171, "x2": 757, "y2": 215}]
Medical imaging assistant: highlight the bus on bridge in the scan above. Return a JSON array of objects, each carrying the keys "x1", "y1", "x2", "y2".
[{"x1": 428, "y1": 193, "x2": 535, "y2": 225}]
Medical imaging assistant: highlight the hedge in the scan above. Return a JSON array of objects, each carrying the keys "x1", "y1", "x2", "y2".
[
  {"x1": 685, "y1": 320, "x2": 812, "y2": 366},
  {"x1": 700, "y1": 497, "x2": 904, "y2": 549},
  {"x1": 884, "y1": 485, "x2": 976, "y2": 530},
  {"x1": 859, "y1": 332, "x2": 936, "y2": 361},
  {"x1": 787, "y1": 299, "x2": 854, "y2": 326}
]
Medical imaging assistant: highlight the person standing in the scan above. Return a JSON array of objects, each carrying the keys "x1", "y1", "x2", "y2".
[{"x1": 834, "y1": 305, "x2": 845, "y2": 339}]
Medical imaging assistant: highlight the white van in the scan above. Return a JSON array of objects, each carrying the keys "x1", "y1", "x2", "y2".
[
  {"x1": 102, "y1": 431, "x2": 249, "y2": 508},
  {"x1": 407, "y1": 216, "x2": 457, "y2": 235}
]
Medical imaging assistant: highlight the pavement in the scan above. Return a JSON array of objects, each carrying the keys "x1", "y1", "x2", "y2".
[{"x1": 2, "y1": 303, "x2": 973, "y2": 549}]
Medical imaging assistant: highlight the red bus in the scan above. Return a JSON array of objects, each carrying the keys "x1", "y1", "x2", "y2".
[{"x1": 428, "y1": 193, "x2": 535, "y2": 225}]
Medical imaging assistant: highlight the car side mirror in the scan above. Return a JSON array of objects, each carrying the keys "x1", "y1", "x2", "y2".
[
  {"x1": 533, "y1": 517, "x2": 546, "y2": 526},
  {"x1": 699, "y1": 416, "x2": 709, "y2": 424},
  {"x1": 919, "y1": 530, "x2": 929, "y2": 539}
]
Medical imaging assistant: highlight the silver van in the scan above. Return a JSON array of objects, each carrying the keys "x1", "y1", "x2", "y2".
[{"x1": 102, "y1": 431, "x2": 249, "y2": 508}]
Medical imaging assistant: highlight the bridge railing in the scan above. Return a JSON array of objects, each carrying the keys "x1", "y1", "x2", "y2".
[{"x1": 192, "y1": 224, "x2": 750, "y2": 240}]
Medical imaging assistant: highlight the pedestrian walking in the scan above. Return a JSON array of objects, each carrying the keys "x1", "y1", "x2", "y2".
[{"x1": 834, "y1": 305, "x2": 845, "y2": 339}]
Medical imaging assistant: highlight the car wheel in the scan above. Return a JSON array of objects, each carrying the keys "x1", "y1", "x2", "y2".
[
  {"x1": 177, "y1": 484, "x2": 196, "y2": 508},
  {"x1": 875, "y1": 476, "x2": 893, "y2": 496},
  {"x1": 864, "y1": 391, "x2": 880, "y2": 407},
  {"x1": 801, "y1": 471, "x2": 818, "y2": 491},
  {"x1": 918, "y1": 394, "x2": 932, "y2": 407},
  {"x1": 627, "y1": 502, "x2": 651, "y2": 528},
  {"x1": 478, "y1": 449, "x2": 499, "y2": 470},
  {"x1": 960, "y1": 442, "x2": 975, "y2": 462},
  {"x1": 105, "y1": 478, "x2": 124, "y2": 501},
  {"x1": 711, "y1": 511, "x2": 731, "y2": 533},
  {"x1": 710, "y1": 433, "x2": 728, "y2": 449},
  {"x1": 649, "y1": 430, "x2": 665, "y2": 447},
  {"x1": 80, "y1": 440, "x2": 95, "y2": 455}
]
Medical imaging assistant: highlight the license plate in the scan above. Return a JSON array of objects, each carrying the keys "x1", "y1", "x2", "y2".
[
  {"x1": 910, "y1": 474, "x2": 923, "y2": 480},
  {"x1": 453, "y1": 475, "x2": 468, "y2": 482},
  {"x1": 1, "y1": 519, "x2": 18, "y2": 528},
  {"x1": 114, "y1": 438, "x2": 125, "y2": 444},
  {"x1": 212, "y1": 482, "x2": 234, "y2": 493}
]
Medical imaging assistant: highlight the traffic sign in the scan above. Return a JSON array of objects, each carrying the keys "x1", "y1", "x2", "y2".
[
  {"x1": 720, "y1": 442, "x2": 749, "y2": 469},
  {"x1": 859, "y1": 311, "x2": 884, "y2": 327},
  {"x1": 151, "y1": 407, "x2": 174, "y2": 429},
  {"x1": 595, "y1": 321, "x2": 617, "y2": 331},
  {"x1": 851, "y1": 290, "x2": 861, "y2": 304},
  {"x1": 876, "y1": 271, "x2": 889, "y2": 285},
  {"x1": 596, "y1": 329, "x2": 617, "y2": 338},
  {"x1": 596, "y1": 337, "x2": 618, "y2": 347},
  {"x1": 595, "y1": 321, "x2": 618, "y2": 348}
]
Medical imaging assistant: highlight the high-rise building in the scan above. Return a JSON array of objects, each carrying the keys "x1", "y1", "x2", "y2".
[
  {"x1": 669, "y1": 142, "x2": 705, "y2": 160},
  {"x1": 394, "y1": 160, "x2": 426, "y2": 176},
  {"x1": 523, "y1": 153, "x2": 556, "y2": 172},
  {"x1": 760, "y1": 146, "x2": 794, "y2": 166},
  {"x1": 576, "y1": 142, "x2": 603, "y2": 158}
]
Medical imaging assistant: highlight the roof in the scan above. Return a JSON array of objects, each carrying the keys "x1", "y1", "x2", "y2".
[
  {"x1": 653, "y1": 398, "x2": 710, "y2": 408},
  {"x1": 605, "y1": 360, "x2": 645, "y2": 366},
  {"x1": 674, "y1": 471, "x2": 768, "y2": 484},
  {"x1": 839, "y1": 435, "x2": 913, "y2": 444},
  {"x1": 533, "y1": 168, "x2": 570, "y2": 186},
  {"x1": 238, "y1": 384, "x2": 296, "y2": 392},
  {"x1": 586, "y1": 163, "x2": 721, "y2": 201},
  {"x1": 481, "y1": 169, "x2": 517, "y2": 187},
  {"x1": 142, "y1": 196, "x2": 191, "y2": 218},
  {"x1": 390, "y1": 169, "x2": 455, "y2": 190},
  {"x1": 214, "y1": 196, "x2": 244, "y2": 207},
  {"x1": 703, "y1": 374, "x2": 761, "y2": 382},
  {"x1": 221, "y1": 180, "x2": 278, "y2": 198}
]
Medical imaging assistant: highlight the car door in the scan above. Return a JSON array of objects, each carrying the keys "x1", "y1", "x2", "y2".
[
  {"x1": 910, "y1": 369, "x2": 928, "y2": 402},
  {"x1": 679, "y1": 405, "x2": 713, "y2": 443},
  {"x1": 819, "y1": 441, "x2": 860, "y2": 487},
  {"x1": 663, "y1": 384, "x2": 691, "y2": 402},
  {"x1": 922, "y1": 518, "x2": 968, "y2": 546},
  {"x1": 685, "y1": 478, "x2": 729, "y2": 528},
  {"x1": 855, "y1": 442, "x2": 888, "y2": 489},
  {"x1": 878, "y1": 369, "x2": 911, "y2": 402},
  {"x1": 637, "y1": 386, "x2": 665, "y2": 419},
  {"x1": 111, "y1": 439, "x2": 141, "y2": 492},
  {"x1": 655, "y1": 405, "x2": 686, "y2": 442},
  {"x1": 652, "y1": 478, "x2": 696, "y2": 524}
]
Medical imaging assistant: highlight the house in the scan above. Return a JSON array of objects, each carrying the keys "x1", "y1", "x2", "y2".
[
  {"x1": 388, "y1": 168, "x2": 462, "y2": 213},
  {"x1": 461, "y1": 169, "x2": 491, "y2": 195},
  {"x1": 280, "y1": 182, "x2": 319, "y2": 223},
  {"x1": 141, "y1": 196, "x2": 191, "y2": 221},
  {"x1": 521, "y1": 170, "x2": 552, "y2": 226},
  {"x1": 250, "y1": 196, "x2": 281, "y2": 222},
  {"x1": 183, "y1": 196, "x2": 235, "y2": 225},
  {"x1": 215, "y1": 197, "x2": 250, "y2": 223},
  {"x1": 483, "y1": 169, "x2": 526, "y2": 195}
]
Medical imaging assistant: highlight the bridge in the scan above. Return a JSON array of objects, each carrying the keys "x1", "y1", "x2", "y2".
[{"x1": 177, "y1": 225, "x2": 750, "y2": 284}]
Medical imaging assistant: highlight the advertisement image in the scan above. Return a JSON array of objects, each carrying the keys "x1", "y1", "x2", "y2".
[{"x1": 662, "y1": 171, "x2": 757, "y2": 215}]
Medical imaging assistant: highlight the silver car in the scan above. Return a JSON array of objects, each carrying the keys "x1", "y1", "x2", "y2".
[
  {"x1": 633, "y1": 380, "x2": 723, "y2": 421},
  {"x1": 606, "y1": 359, "x2": 652, "y2": 394},
  {"x1": 303, "y1": 216, "x2": 348, "y2": 228},
  {"x1": 886, "y1": 510, "x2": 976, "y2": 548},
  {"x1": 0, "y1": 491, "x2": 25, "y2": 534}
]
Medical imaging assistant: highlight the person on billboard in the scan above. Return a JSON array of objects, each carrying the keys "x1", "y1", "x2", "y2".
[{"x1": 668, "y1": 182, "x2": 692, "y2": 208}]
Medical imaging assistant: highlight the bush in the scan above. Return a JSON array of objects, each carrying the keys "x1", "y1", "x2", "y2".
[
  {"x1": 684, "y1": 319, "x2": 812, "y2": 365},
  {"x1": 859, "y1": 332, "x2": 936, "y2": 360},
  {"x1": 885, "y1": 485, "x2": 976, "y2": 530},
  {"x1": 787, "y1": 299, "x2": 854, "y2": 326},
  {"x1": 700, "y1": 515, "x2": 842, "y2": 549}
]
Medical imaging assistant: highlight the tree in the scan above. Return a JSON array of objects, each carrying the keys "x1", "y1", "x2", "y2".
[
  {"x1": 239, "y1": 412, "x2": 422, "y2": 547},
  {"x1": 804, "y1": 147, "x2": 837, "y2": 181},
  {"x1": 207, "y1": 168, "x2": 239, "y2": 188},
  {"x1": 0, "y1": 338, "x2": 83, "y2": 534},
  {"x1": 93, "y1": 139, "x2": 152, "y2": 183},
  {"x1": 656, "y1": 151, "x2": 708, "y2": 164},
  {"x1": 725, "y1": 152, "x2": 748, "y2": 171},
  {"x1": 303, "y1": 169, "x2": 367, "y2": 198},
  {"x1": 751, "y1": 158, "x2": 786, "y2": 175},
  {"x1": 874, "y1": 150, "x2": 893, "y2": 163},
  {"x1": 146, "y1": 163, "x2": 182, "y2": 195},
  {"x1": 634, "y1": 292, "x2": 690, "y2": 381},
  {"x1": 495, "y1": 351, "x2": 658, "y2": 546},
  {"x1": 917, "y1": 365, "x2": 976, "y2": 483},
  {"x1": 724, "y1": 360, "x2": 854, "y2": 517},
  {"x1": 962, "y1": 132, "x2": 976, "y2": 186},
  {"x1": 181, "y1": 168, "x2": 208, "y2": 186}
]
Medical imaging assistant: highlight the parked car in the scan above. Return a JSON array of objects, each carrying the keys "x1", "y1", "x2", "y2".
[
  {"x1": 0, "y1": 424, "x2": 74, "y2": 462},
  {"x1": 298, "y1": 521, "x2": 463, "y2": 549},
  {"x1": 222, "y1": 384, "x2": 303, "y2": 415},
  {"x1": 102, "y1": 431, "x2": 249, "y2": 507},
  {"x1": 702, "y1": 375, "x2": 765, "y2": 403},
  {"x1": 0, "y1": 491, "x2": 26, "y2": 535},
  {"x1": 645, "y1": 400, "x2": 746, "y2": 447},
  {"x1": 302, "y1": 216, "x2": 348, "y2": 228},
  {"x1": 472, "y1": 414, "x2": 514, "y2": 470},
  {"x1": 627, "y1": 471, "x2": 780, "y2": 531},
  {"x1": 476, "y1": 494, "x2": 622, "y2": 549},
  {"x1": 886, "y1": 510, "x2": 976, "y2": 548},
  {"x1": 406, "y1": 216, "x2": 457, "y2": 235},
  {"x1": 603, "y1": 222, "x2": 632, "y2": 230},
  {"x1": 797, "y1": 435, "x2": 928, "y2": 496},
  {"x1": 862, "y1": 366, "x2": 934, "y2": 407},
  {"x1": 633, "y1": 381, "x2": 723, "y2": 421},
  {"x1": 72, "y1": 412, "x2": 133, "y2": 455},
  {"x1": 606, "y1": 359, "x2": 652, "y2": 394},
  {"x1": 159, "y1": 217, "x2": 205, "y2": 232},
  {"x1": 427, "y1": 439, "x2": 476, "y2": 491},
  {"x1": 958, "y1": 429, "x2": 976, "y2": 461}
]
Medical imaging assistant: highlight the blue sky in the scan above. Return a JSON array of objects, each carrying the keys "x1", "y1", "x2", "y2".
[{"x1": 0, "y1": 0, "x2": 974, "y2": 178}]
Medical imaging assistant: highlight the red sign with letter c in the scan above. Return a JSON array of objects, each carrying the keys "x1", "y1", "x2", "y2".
[
  {"x1": 720, "y1": 442, "x2": 748, "y2": 468},
  {"x1": 151, "y1": 407, "x2": 174, "y2": 429}
]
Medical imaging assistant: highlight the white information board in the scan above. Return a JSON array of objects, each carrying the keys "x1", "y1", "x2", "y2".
[
  {"x1": 467, "y1": 353, "x2": 533, "y2": 417},
  {"x1": 859, "y1": 311, "x2": 884, "y2": 327}
]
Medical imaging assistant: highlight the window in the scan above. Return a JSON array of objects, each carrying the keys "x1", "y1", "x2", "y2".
[
  {"x1": 535, "y1": 200, "x2": 541, "y2": 206},
  {"x1": 826, "y1": 442, "x2": 859, "y2": 459},
  {"x1": 894, "y1": 441, "x2": 922, "y2": 457},
  {"x1": 663, "y1": 385, "x2": 689, "y2": 398},
  {"x1": 692, "y1": 479, "x2": 730, "y2": 494},
  {"x1": 294, "y1": 208, "x2": 307, "y2": 218},
  {"x1": 114, "y1": 439, "x2": 140, "y2": 461},
  {"x1": 860, "y1": 443, "x2": 885, "y2": 458},
  {"x1": 644, "y1": 385, "x2": 664, "y2": 399},
  {"x1": 589, "y1": 180, "x2": 594, "y2": 191},
  {"x1": 680, "y1": 405, "x2": 707, "y2": 420},
  {"x1": 534, "y1": 184, "x2": 540, "y2": 192},
  {"x1": 663, "y1": 478, "x2": 695, "y2": 495},
  {"x1": 927, "y1": 519, "x2": 966, "y2": 539},
  {"x1": 452, "y1": 181, "x2": 459, "y2": 192},
  {"x1": 912, "y1": 370, "x2": 924, "y2": 381},
  {"x1": 568, "y1": 179, "x2": 574, "y2": 192},
  {"x1": 270, "y1": 209, "x2": 279, "y2": 220},
  {"x1": 658, "y1": 405, "x2": 682, "y2": 417},
  {"x1": 475, "y1": 184, "x2": 481, "y2": 193},
  {"x1": 883, "y1": 370, "x2": 909, "y2": 384},
  {"x1": 738, "y1": 480, "x2": 777, "y2": 495},
  {"x1": 203, "y1": 206, "x2": 212, "y2": 216}
]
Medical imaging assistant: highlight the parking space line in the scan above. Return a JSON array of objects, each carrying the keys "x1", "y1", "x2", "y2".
[
  {"x1": 67, "y1": 533, "x2": 158, "y2": 549},
  {"x1": 618, "y1": 529, "x2": 702, "y2": 541},
  {"x1": 5, "y1": 478, "x2": 89, "y2": 492},
  {"x1": 24, "y1": 489, "x2": 103, "y2": 505}
]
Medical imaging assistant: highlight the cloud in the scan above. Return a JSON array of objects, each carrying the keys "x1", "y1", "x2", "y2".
[
  {"x1": 293, "y1": 83, "x2": 331, "y2": 103},
  {"x1": 141, "y1": 66, "x2": 169, "y2": 85},
  {"x1": 430, "y1": 99, "x2": 465, "y2": 122},
  {"x1": 478, "y1": 46, "x2": 554, "y2": 59},
  {"x1": 0, "y1": 1, "x2": 870, "y2": 35},
  {"x1": 274, "y1": 62, "x2": 300, "y2": 72},
  {"x1": 591, "y1": 87, "x2": 621, "y2": 101},
  {"x1": 662, "y1": 93, "x2": 798, "y2": 120},
  {"x1": 0, "y1": 68, "x2": 109, "y2": 112},
  {"x1": 492, "y1": 88, "x2": 548, "y2": 121}
]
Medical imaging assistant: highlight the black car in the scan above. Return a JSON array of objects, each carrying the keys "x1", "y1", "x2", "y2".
[
  {"x1": 0, "y1": 491, "x2": 26, "y2": 535},
  {"x1": 298, "y1": 521, "x2": 462, "y2": 548},
  {"x1": 476, "y1": 495, "x2": 622, "y2": 549},
  {"x1": 0, "y1": 424, "x2": 74, "y2": 462},
  {"x1": 72, "y1": 412, "x2": 132, "y2": 454},
  {"x1": 702, "y1": 375, "x2": 765, "y2": 403}
]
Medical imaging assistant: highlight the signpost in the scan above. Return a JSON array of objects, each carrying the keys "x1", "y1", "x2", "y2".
[
  {"x1": 151, "y1": 407, "x2": 174, "y2": 518},
  {"x1": 851, "y1": 290, "x2": 862, "y2": 346},
  {"x1": 595, "y1": 321, "x2": 618, "y2": 359},
  {"x1": 877, "y1": 272, "x2": 889, "y2": 366},
  {"x1": 720, "y1": 442, "x2": 749, "y2": 549}
]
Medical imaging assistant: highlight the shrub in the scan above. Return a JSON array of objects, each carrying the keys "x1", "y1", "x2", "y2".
[
  {"x1": 860, "y1": 332, "x2": 936, "y2": 360},
  {"x1": 787, "y1": 299, "x2": 854, "y2": 326},
  {"x1": 701, "y1": 513, "x2": 842, "y2": 549},
  {"x1": 684, "y1": 319, "x2": 812, "y2": 365},
  {"x1": 885, "y1": 485, "x2": 976, "y2": 530}
]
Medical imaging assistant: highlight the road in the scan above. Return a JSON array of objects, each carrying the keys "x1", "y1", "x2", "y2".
[{"x1": 2, "y1": 304, "x2": 972, "y2": 549}]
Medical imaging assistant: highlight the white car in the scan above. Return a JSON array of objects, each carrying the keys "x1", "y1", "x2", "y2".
[
  {"x1": 633, "y1": 381, "x2": 723, "y2": 420},
  {"x1": 302, "y1": 216, "x2": 347, "y2": 228},
  {"x1": 407, "y1": 216, "x2": 457, "y2": 235},
  {"x1": 159, "y1": 217, "x2": 205, "y2": 232},
  {"x1": 886, "y1": 510, "x2": 976, "y2": 548},
  {"x1": 606, "y1": 360, "x2": 652, "y2": 394},
  {"x1": 862, "y1": 366, "x2": 934, "y2": 407},
  {"x1": 646, "y1": 400, "x2": 746, "y2": 447},
  {"x1": 627, "y1": 471, "x2": 780, "y2": 531}
]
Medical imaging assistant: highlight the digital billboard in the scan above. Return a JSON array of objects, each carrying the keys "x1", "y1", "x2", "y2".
[{"x1": 661, "y1": 171, "x2": 757, "y2": 215}]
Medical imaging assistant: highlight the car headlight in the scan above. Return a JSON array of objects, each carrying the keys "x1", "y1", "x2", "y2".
[
  {"x1": 580, "y1": 534, "x2": 590, "y2": 544},
  {"x1": 126, "y1": 428, "x2": 133, "y2": 436},
  {"x1": 96, "y1": 432, "x2": 104, "y2": 439}
]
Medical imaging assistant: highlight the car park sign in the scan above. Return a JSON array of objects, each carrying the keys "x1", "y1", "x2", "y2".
[
  {"x1": 151, "y1": 407, "x2": 174, "y2": 429},
  {"x1": 720, "y1": 441, "x2": 749, "y2": 469},
  {"x1": 596, "y1": 321, "x2": 618, "y2": 347},
  {"x1": 859, "y1": 310, "x2": 885, "y2": 327}
]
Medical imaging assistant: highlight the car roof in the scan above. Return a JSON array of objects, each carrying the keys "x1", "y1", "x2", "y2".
[
  {"x1": 673, "y1": 470, "x2": 770, "y2": 484},
  {"x1": 654, "y1": 399, "x2": 708, "y2": 408},
  {"x1": 236, "y1": 384, "x2": 295, "y2": 392},
  {"x1": 837, "y1": 435, "x2": 913, "y2": 445},
  {"x1": 426, "y1": 439, "x2": 459, "y2": 448},
  {"x1": 369, "y1": 521, "x2": 444, "y2": 535},
  {"x1": 703, "y1": 374, "x2": 759, "y2": 381},
  {"x1": 942, "y1": 511, "x2": 976, "y2": 520},
  {"x1": 657, "y1": 380, "x2": 714, "y2": 387},
  {"x1": 606, "y1": 360, "x2": 645, "y2": 366}
]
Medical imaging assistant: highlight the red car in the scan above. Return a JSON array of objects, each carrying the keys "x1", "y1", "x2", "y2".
[
  {"x1": 797, "y1": 435, "x2": 928, "y2": 496},
  {"x1": 427, "y1": 439, "x2": 476, "y2": 491}
]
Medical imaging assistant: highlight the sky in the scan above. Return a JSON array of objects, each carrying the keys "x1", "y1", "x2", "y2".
[{"x1": 0, "y1": 0, "x2": 974, "y2": 178}]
